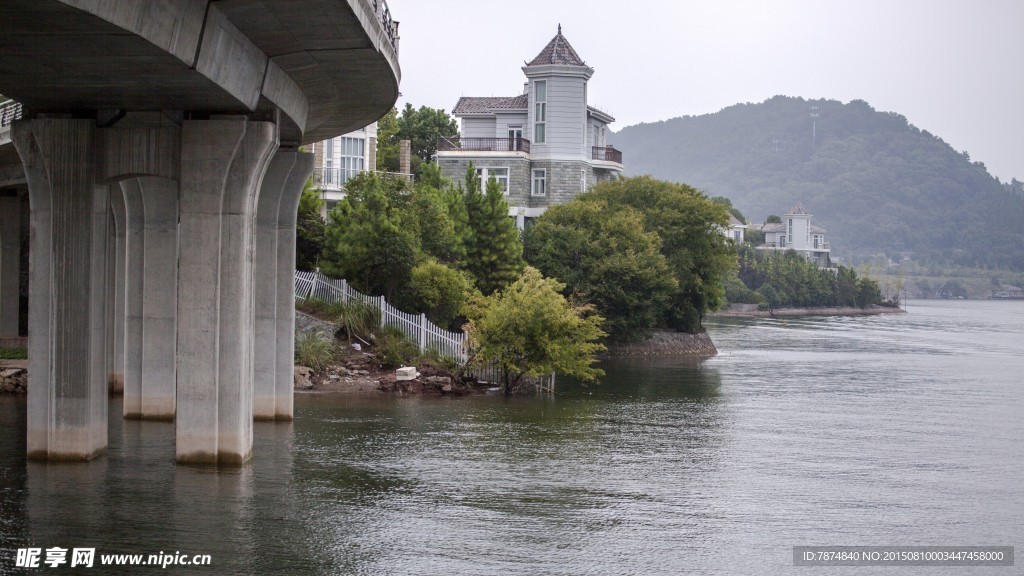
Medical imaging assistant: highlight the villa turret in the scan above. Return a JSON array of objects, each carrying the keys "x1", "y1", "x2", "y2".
[{"x1": 437, "y1": 26, "x2": 623, "y2": 228}]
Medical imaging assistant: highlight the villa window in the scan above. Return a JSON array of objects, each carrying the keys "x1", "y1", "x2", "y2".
[
  {"x1": 532, "y1": 169, "x2": 547, "y2": 196},
  {"x1": 339, "y1": 137, "x2": 365, "y2": 184},
  {"x1": 534, "y1": 80, "x2": 546, "y2": 143},
  {"x1": 580, "y1": 169, "x2": 587, "y2": 193},
  {"x1": 787, "y1": 218, "x2": 793, "y2": 243},
  {"x1": 476, "y1": 167, "x2": 509, "y2": 194}
]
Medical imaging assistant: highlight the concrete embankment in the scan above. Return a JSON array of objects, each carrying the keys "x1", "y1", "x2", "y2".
[
  {"x1": 604, "y1": 330, "x2": 718, "y2": 358},
  {"x1": 710, "y1": 303, "x2": 906, "y2": 318}
]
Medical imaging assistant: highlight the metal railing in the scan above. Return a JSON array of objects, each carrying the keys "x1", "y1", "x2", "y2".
[
  {"x1": 0, "y1": 100, "x2": 23, "y2": 128},
  {"x1": 437, "y1": 136, "x2": 531, "y2": 153},
  {"x1": 294, "y1": 269, "x2": 555, "y2": 393},
  {"x1": 592, "y1": 145, "x2": 622, "y2": 164},
  {"x1": 315, "y1": 167, "x2": 413, "y2": 189},
  {"x1": 372, "y1": 0, "x2": 400, "y2": 53}
]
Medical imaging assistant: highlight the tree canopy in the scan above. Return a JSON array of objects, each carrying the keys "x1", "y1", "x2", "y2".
[
  {"x1": 464, "y1": 267, "x2": 606, "y2": 395},
  {"x1": 377, "y1": 103, "x2": 458, "y2": 177},
  {"x1": 579, "y1": 176, "x2": 736, "y2": 332},
  {"x1": 523, "y1": 199, "x2": 677, "y2": 342}
]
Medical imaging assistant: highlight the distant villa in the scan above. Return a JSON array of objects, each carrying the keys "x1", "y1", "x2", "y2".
[
  {"x1": 991, "y1": 285, "x2": 1024, "y2": 299},
  {"x1": 436, "y1": 25, "x2": 624, "y2": 229},
  {"x1": 757, "y1": 202, "x2": 831, "y2": 266}
]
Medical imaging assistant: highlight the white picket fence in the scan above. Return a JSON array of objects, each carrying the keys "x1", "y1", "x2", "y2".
[
  {"x1": 294, "y1": 269, "x2": 467, "y2": 362},
  {"x1": 293, "y1": 269, "x2": 555, "y2": 394}
]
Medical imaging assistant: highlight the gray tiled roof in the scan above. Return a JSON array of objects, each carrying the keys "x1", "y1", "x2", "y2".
[
  {"x1": 786, "y1": 201, "x2": 810, "y2": 215},
  {"x1": 527, "y1": 26, "x2": 586, "y2": 66},
  {"x1": 452, "y1": 94, "x2": 528, "y2": 115}
]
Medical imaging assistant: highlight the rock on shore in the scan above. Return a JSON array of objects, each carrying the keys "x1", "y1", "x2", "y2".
[
  {"x1": 0, "y1": 367, "x2": 27, "y2": 394},
  {"x1": 604, "y1": 330, "x2": 717, "y2": 357}
]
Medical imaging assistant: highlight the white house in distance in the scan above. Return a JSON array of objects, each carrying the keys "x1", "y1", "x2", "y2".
[
  {"x1": 758, "y1": 202, "x2": 831, "y2": 265},
  {"x1": 436, "y1": 25, "x2": 624, "y2": 228},
  {"x1": 725, "y1": 214, "x2": 747, "y2": 242},
  {"x1": 311, "y1": 123, "x2": 378, "y2": 215}
]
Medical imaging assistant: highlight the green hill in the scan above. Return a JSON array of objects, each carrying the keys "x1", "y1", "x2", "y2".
[{"x1": 609, "y1": 96, "x2": 1024, "y2": 270}]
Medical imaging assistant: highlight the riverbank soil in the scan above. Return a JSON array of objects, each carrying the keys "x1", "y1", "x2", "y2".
[{"x1": 295, "y1": 350, "x2": 487, "y2": 397}]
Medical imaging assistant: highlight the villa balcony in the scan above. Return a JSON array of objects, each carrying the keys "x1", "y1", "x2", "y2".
[
  {"x1": 759, "y1": 241, "x2": 831, "y2": 251},
  {"x1": 315, "y1": 166, "x2": 412, "y2": 192},
  {"x1": 436, "y1": 136, "x2": 530, "y2": 154},
  {"x1": 592, "y1": 145, "x2": 622, "y2": 165}
]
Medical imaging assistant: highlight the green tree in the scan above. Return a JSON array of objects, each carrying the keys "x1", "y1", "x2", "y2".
[
  {"x1": 321, "y1": 173, "x2": 419, "y2": 300},
  {"x1": 408, "y1": 260, "x2": 477, "y2": 330},
  {"x1": 464, "y1": 267, "x2": 606, "y2": 395},
  {"x1": 410, "y1": 184, "x2": 461, "y2": 264},
  {"x1": 582, "y1": 176, "x2": 736, "y2": 332},
  {"x1": 296, "y1": 176, "x2": 325, "y2": 271},
  {"x1": 523, "y1": 200, "x2": 677, "y2": 343},
  {"x1": 377, "y1": 103, "x2": 458, "y2": 176},
  {"x1": 462, "y1": 164, "x2": 524, "y2": 295}
]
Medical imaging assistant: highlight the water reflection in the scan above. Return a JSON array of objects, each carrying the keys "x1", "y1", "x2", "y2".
[{"x1": 0, "y1": 300, "x2": 1021, "y2": 574}]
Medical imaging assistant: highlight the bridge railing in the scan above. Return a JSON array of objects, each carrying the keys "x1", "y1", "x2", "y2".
[
  {"x1": 294, "y1": 269, "x2": 555, "y2": 393},
  {"x1": 0, "y1": 100, "x2": 22, "y2": 145},
  {"x1": 0, "y1": 100, "x2": 22, "y2": 128}
]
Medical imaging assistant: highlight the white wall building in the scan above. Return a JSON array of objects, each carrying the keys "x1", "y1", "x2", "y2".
[
  {"x1": 437, "y1": 26, "x2": 623, "y2": 228},
  {"x1": 758, "y1": 202, "x2": 831, "y2": 265},
  {"x1": 311, "y1": 123, "x2": 378, "y2": 214}
]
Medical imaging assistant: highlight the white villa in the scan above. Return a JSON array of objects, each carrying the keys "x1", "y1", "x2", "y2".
[
  {"x1": 436, "y1": 25, "x2": 624, "y2": 228},
  {"x1": 725, "y1": 214, "x2": 747, "y2": 242},
  {"x1": 758, "y1": 202, "x2": 831, "y2": 266},
  {"x1": 311, "y1": 123, "x2": 377, "y2": 215}
]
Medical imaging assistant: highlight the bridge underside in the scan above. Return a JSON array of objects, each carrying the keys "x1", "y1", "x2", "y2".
[{"x1": 0, "y1": 0, "x2": 400, "y2": 464}]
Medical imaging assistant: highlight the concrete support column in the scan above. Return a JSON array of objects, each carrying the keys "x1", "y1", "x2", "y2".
[
  {"x1": 0, "y1": 194, "x2": 20, "y2": 337},
  {"x1": 121, "y1": 179, "x2": 144, "y2": 414},
  {"x1": 176, "y1": 118, "x2": 278, "y2": 464},
  {"x1": 107, "y1": 191, "x2": 126, "y2": 393},
  {"x1": 253, "y1": 148, "x2": 312, "y2": 420},
  {"x1": 121, "y1": 176, "x2": 179, "y2": 419},
  {"x1": 13, "y1": 119, "x2": 109, "y2": 461}
]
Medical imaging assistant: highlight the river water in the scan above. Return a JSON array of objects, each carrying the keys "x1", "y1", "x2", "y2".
[{"x1": 1, "y1": 299, "x2": 1021, "y2": 575}]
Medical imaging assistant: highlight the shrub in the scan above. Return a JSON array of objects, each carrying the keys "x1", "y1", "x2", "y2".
[
  {"x1": 0, "y1": 348, "x2": 27, "y2": 360},
  {"x1": 335, "y1": 299, "x2": 380, "y2": 343},
  {"x1": 373, "y1": 325, "x2": 419, "y2": 368},
  {"x1": 295, "y1": 332, "x2": 335, "y2": 372}
]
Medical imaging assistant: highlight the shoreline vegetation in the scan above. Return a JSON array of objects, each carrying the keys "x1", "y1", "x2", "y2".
[{"x1": 710, "y1": 303, "x2": 906, "y2": 318}]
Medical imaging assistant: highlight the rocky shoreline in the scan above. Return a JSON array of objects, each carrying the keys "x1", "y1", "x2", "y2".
[
  {"x1": 604, "y1": 330, "x2": 718, "y2": 357},
  {"x1": 709, "y1": 303, "x2": 906, "y2": 318},
  {"x1": 0, "y1": 366, "x2": 27, "y2": 394}
]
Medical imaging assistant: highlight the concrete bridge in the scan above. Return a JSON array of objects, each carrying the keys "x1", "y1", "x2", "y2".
[{"x1": 0, "y1": 0, "x2": 400, "y2": 464}]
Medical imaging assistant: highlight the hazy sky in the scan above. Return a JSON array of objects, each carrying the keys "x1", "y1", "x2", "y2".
[{"x1": 387, "y1": 0, "x2": 1022, "y2": 183}]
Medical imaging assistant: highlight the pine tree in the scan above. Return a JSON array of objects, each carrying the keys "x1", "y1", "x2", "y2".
[{"x1": 462, "y1": 165, "x2": 524, "y2": 295}]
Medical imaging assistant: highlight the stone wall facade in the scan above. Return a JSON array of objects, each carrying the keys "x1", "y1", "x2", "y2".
[{"x1": 438, "y1": 155, "x2": 608, "y2": 216}]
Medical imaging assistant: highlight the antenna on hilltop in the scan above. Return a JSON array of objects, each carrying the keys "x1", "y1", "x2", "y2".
[{"x1": 810, "y1": 105, "x2": 820, "y2": 148}]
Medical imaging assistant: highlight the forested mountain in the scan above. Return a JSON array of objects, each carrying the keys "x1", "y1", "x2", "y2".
[{"x1": 609, "y1": 96, "x2": 1024, "y2": 270}]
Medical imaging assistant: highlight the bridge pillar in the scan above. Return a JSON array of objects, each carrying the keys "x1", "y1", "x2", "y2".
[
  {"x1": 253, "y1": 148, "x2": 312, "y2": 421},
  {"x1": 176, "y1": 117, "x2": 278, "y2": 464},
  {"x1": 120, "y1": 176, "x2": 178, "y2": 419},
  {"x1": 107, "y1": 190, "x2": 126, "y2": 393},
  {"x1": 13, "y1": 119, "x2": 109, "y2": 461},
  {"x1": 0, "y1": 193, "x2": 20, "y2": 337}
]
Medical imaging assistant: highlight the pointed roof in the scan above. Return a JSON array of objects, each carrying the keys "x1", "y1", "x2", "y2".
[
  {"x1": 527, "y1": 25, "x2": 586, "y2": 67},
  {"x1": 786, "y1": 202, "x2": 811, "y2": 215}
]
